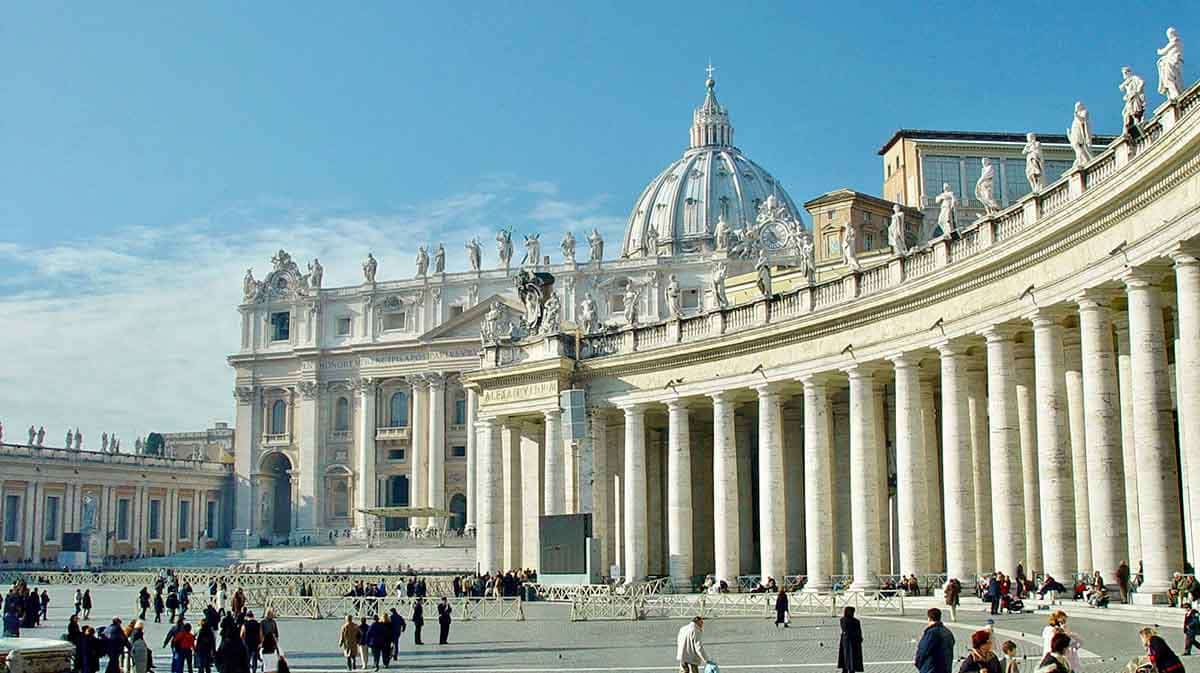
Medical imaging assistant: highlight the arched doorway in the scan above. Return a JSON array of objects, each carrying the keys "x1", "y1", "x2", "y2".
[
  {"x1": 387, "y1": 476, "x2": 410, "y2": 531},
  {"x1": 449, "y1": 493, "x2": 467, "y2": 531},
  {"x1": 260, "y1": 452, "x2": 293, "y2": 541}
]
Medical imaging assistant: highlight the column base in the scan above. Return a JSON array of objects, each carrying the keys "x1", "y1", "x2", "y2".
[{"x1": 849, "y1": 580, "x2": 880, "y2": 592}]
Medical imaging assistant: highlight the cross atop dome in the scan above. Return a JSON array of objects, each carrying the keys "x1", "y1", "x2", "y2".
[{"x1": 691, "y1": 65, "x2": 733, "y2": 149}]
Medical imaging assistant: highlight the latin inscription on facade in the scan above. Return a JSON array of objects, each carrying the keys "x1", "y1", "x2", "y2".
[
  {"x1": 481, "y1": 380, "x2": 558, "y2": 405},
  {"x1": 302, "y1": 349, "x2": 478, "y2": 371}
]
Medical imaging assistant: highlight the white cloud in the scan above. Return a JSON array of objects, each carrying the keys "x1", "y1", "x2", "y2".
[{"x1": 0, "y1": 180, "x2": 628, "y2": 449}]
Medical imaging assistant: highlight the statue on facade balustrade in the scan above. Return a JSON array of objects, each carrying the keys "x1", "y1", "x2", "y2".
[
  {"x1": 1069, "y1": 101, "x2": 1094, "y2": 167},
  {"x1": 935, "y1": 183, "x2": 958, "y2": 238},
  {"x1": 135, "y1": 437, "x2": 144, "y2": 453},
  {"x1": 27, "y1": 425, "x2": 35, "y2": 446},
  {"x1": 1023, "y1": 133, "x2": 1045, "y2": 193},
  {"x1": 242, "y1": 268, "x2": 261, "y2": 303},
  {"x1": 579, "y1": 293, "x2": 600, "y2": 333},
  {"x1": 81, "y1": 495, "x2": 96, "y2": 532},
  {"x1": 481, "y1": 300, "x2": 504, "y2": 344},
  {"x1": 540, "y1": 292, "x2": 562, "y2": 335},
  {"x1": 666, "y1": 274, "x2": 682, "y2": 318},
  {"x1": 712, "y1": 262, "x2": 729, "y2": 308},
  {"x1": 308, "y1": 258, "x2": 324, "y2": 289},
  {"x1": 415, "y1": 246, "x2": 429, "y2": 277},
  {"x1": 521, "y1": 233, "x2": 541, "y2": 268},
  {"x1": 515, "y1": 269, "x2": 555, "y2": 334},
  {"x1": 623, "y1": 283, "x2": 640, "y2": 326},
  {"x1": 713, "y1": 214, "x2": 732, "y2": 253},
  {"x1": 65, "y1": 428, "x2": 73, "y2": 449},
  {"x1": 755, "y1": 250, "x2": 772, "y2": 297},
  {"x1": 497, "y1": 228, "x2": 514, "y2": 270},
  {"x1": 975, "y1": 158, "x2": 1000, "y2": 214},
  {"x1": 111, "y1": 435, "x2": 119, "y2": 453},
  {"x1": 0, "y1": 421, "x2": 4, "y2": 443},
  {"x1": 101, "y1": 432, "x2": 109, "y2": 452},
  {"x1": 1158, "y1": 27, "x2": 1184, "y2": 101},
  {"x1": 889, "y1": 205, "x2": 909, "y2": 256},
  {"x1": 587, "y1": 228, "x2": 604, "y2": 262},
  {"x1": 842, "y1": 221, "x2": 862, "y2": 271},
  {"x1": 34, "y1": 426, "x2": 44, "y2": 446},
  {"x1": 74, "y1": 428, "x2": 82, "y2": 449},
  {"x1": 1120, "y1": 67, "x2": 1147, "y2": 138},
  {"x1": 465, "y1": 237, "x2": 482, "y2": 272},
  {"x1": 561, "y1": 231, "x2": 576, "y2": 263},
  {"x1": 362, "y1": 253, "x2": 378, "y2": 284},
  {"x1": 434, "y1": 244, "x2": 446, "y2": 274}
]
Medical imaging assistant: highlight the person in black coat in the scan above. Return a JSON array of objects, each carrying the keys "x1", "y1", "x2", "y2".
[
  {"x1": 79, "y1": 625, "x2": 104, "y2": 673},
  {"x1": 154, "y1": 591, "x2": 166, "y2": 623},
  {"x1": 387, "y1": 608, "x2": 405, "y2": 657},
  {"x1": 366, "y1": 616, "x2": 388, "y2": 670},
  {"x1": 215, "y1": 630, "x2": 250, "y2": 673},
  {"x1": 139, "y1": 588, "x2": 152, "y2": 621},
  {"x1": 914, "y1": 608, "x2": 955, "y2": 673},
  {"x1": 775, "y1": 589, "x2": 789, "y2": 628},
  {"x1": 436, "y1": 599, "x2": 452, "y2": 645},
  {"x1": 411, "y1": 600, "x2": 425, "y2": 646},
  {"x1": 103, "y1": 619, "x2": 129, "y2": 673},
  {"x1": 838, "y1": 606, "x2": 864, "y2": 673},
  {"x1": 195, "y1": 620, "x2": 217, "y2": 673}
]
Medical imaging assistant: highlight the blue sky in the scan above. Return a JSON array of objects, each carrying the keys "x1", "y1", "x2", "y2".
[{"x1": 0, "y1": 1, "x2": 1196, "y2": 445}]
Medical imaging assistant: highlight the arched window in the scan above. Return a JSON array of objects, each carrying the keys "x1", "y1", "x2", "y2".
[
  {"x1": 334, "y1": 397, "x2": 350, "y2": 431},
  {"x1": 270, "y1": 400, "x2": 287, "y2": 435},
  {"x1": 390, "y1": 391, "x2": 409, "y2": 427}
]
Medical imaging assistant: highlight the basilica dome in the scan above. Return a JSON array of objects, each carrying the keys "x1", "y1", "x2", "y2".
[{"x1": 620, "y1": 75, "x2": 803, "y2": 258}]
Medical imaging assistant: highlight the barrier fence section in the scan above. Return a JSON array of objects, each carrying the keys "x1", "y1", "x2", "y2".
[
  {"x1": 0, "y1": 570, "x2": 458, "y2": 598},
  {"x1": 569, "y1": 590, "x2": 904, "y2": 621},
  {"x1": 528, "y1": 577, "x2": 671, "y2": 602},
  {"x1": 264, "y1": 595, "x2": 524, "y2": 621}
]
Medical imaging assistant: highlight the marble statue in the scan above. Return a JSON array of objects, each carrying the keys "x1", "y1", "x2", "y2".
[
  {"x1": 842, "y1": 221, "x2": 861, "y2": 271},
  {"x1": 112, "y1": 436, "x2": 119, "y2": 453},
  {"x1": 242, "y1": 268, "x2": 257, "y2": 301},
  {"x1": 308, "y1": 258, "x2": 323, "y2": 289},
  {"x1": 362, "y1": 253, "x2": 378, "y2": 284},
  {"x1": 1023, "y1": 133, "x2": 1045, "y2": 193},
  {"x1": 496, "y1": 229, "x2": 514, "y2": 270},
  {"x1": 755, "y1": 250, "x2": 772, "y2": 297},
  {"x1": 74, "y1": 429, "x2": 82, "y2": 449},
  {"x1": 481, "y1": 300, "x2": 503, "y2": 343},
  {"x1": 540, "y1": 292, "x2": 562, "y2": 335},
  {"x1": 889, "y1": 205, "x2": 908, "y2": 256},
  {"x1": 712, "y1": 262, "x2": 729, "y2": 308},
  {"x1": 101, "y1": 432, "x2": 109, "y2": 452},
  {"x1": 561, "y1": 231, "x2": 576, "y2": 263},
  {"x1": 1157, "y1": 27, "x2": 1184, "y2": 101},
  {"x1": 522, "y1": 234, "x2": 542, "y2": 267},
  {"x1": 465, "y1": 238, "x2": 482, "y2": 272},
  {"x1": 434, "y1": 244, "x2": 445, "y2": 274},
  {"x1": 415, "y1": 246, "x2": 429, "y2": 277},
  {"x1": 515, "y1": 269, "x2": 553, "y2": 333},
  {"x1": 135, "y1": 437, "x2": 143, "y2": 453},
  {"x1": 1120, "y1": 66, "x2": 1147, "y2": 137},
  {"x1": 974, "y1": 158, "x2": 1000, "y2": 214},
  {"x1": 0, "y1": 421, "x2": 4, "y2": 443},
  {"x1": 27, "y1": 425, "x2": 35, "y2": 445},
  {"x1": 797, "y1": 235, "x2": 816, "y2": 285},
  {"x1": 81, "y1": 495, "x2": 96, "y2": 531},
  {"x1": 644, "y1": 225, "x2": 659, "y2": 256},
  {"x1": 622, "y1": 284, "x2": 640, "y2": 326},
  {"x1": 587, "y1": 229, "x2": 604, "y2": 262},
  {"x1": 666, "y1": 274, "x2": 682, "y2": 318},
  {"x1": 935, "y1": 183, "x2": 958, "y2": 237},
  {"x1": 1069, "y1": 101, "x2": 1094, "y2": 167},
  {"x1": 713, "y1": 214, "x2": 732, "y2": 252},
  {"x1": 579, "y1": 293, "x2": 599, "y2": 333},
  {"x1": 65, "y1": 428, "x2": 73, "y2": 449},
  {"x1": 36, "y1": 426, "x2": 44, "y2": 446}
]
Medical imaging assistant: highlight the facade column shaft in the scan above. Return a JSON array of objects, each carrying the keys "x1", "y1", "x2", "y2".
[
  {"x1": 1174, "y1": 250, "x2": 1200, "y2": 567},
  {"x1": 1031, "y1": 310, "x2": 1077, "y2": 580},
  {"x1": 1076, "y1": 293, "x2": 1128, "y2": 586},
  {"x1": 475, "y1": 418, "x2": 501, "y2": 573},
  {"x1": 427, "y1": 377, "x2": 446, "y2": 524},
  {"x1": 544, "y1": 410, "x2": 565, "y2": 516},
  {"x1": 465, "y1": 389, "x2": 478, "y2": 533},
  {"x1": 846, "y1": 366, "x2": 881, "y2": 590},
  {"x1": 520, "y1": 421, "x2": 544, "y2": 571},
  {"x1": 756, "y1": 384, "x2": 787, "y2": 584},
  {"x1": 1064, "y1": 334, "x2": 1092, "y2": 571},
  {"x1": 591, "y1": 412, "x2": 614, "y2": 576},
  {"x1": 500, "y1": 423, "x2": 523, "y2": 569},
  {"x1": 410, "y1": 381, "x2": 427, "y2": 529},
  {"x1": 355, "y1": 379, "x2": 377, "y2": 534},
  {"x1": 623, "y1": 404, "x2": 648, "y2": 582},
  {"x1": 802, "y1": 377, "x2": 834, "y2": 591},
  {"x1": 1114, "y1": 315, "x2": 1142, "y2": 565},
  {"x1": 710, "y1": 391, "x2": 740, "y2": 587},
  {"x1": 983, "y1": 327, "x2": 1025, "y2": 576},
  {"x1": 938, "y1": 341, "x2": 977, "y2": 581},
  {"x1": 666, "y1": 400, "x2": 694, "y2": 590},
  {"x1": 1125, "y1": 271, "x2": 1185, "y2": 596},
  {"x1": 891, "y1": 354, "x2": 929, "y2": 575},
  {"x1": 1014, "y1": 348, "x2": 1043, "y2": 573}
]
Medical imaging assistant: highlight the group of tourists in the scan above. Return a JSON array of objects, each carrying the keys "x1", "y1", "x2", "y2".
[
  {"x1": 2, "y1": 580, "x2": 50, "y2": 635},
  {"x1": 334, "y1": 597, "x2": 453, "y2": 670}
]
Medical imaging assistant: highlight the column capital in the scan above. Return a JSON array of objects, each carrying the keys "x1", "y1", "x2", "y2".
[
  {"x1": 1074, "y1": 287, "x2": 1121, "y2": 311},
  {"x1": 665, "y1": 397, "x2": 691, "y2": 411},
  {"x1": 980, "y1": 323, "x2": 1021, "y2": 343},
  {"x1": 935, "y1": 338, "x2": 972, "y2": 357},
  {"x1": 886, "y1": 351, "x2": 923, "y2": 369},
  {"x1": 1122, "y1": 264, "x2": 1170, "y2": 288},
  {"x1": 297, "y1": 380, "x2": 320, "y2": 401},
  {"x1": 1170, "y1": 241, "x2": 1200, "y2": 267},
  {"x1": 351, "y1": 377, "x2": 379, "y2": 395},
  {"x1": 799, "y1": 372, "x2": 837, "y2": 388},
  {"x1": 476, "y1": 416, "x2": 496, "y2": 429},
  {"x1": 618, "y1": 401, "x2": 648, "y2": 416},
  {"x1": 753, "y1": 381, "x2": 785, "y2": 397},
  {"x1": 708, "y1": 390, "x2": 736, "y2": 405},
  {"x1": 426, "y1": 373, "x2": 448, "y2": 391},
  {"x1": 841, "y1": 362, "x2": 885, "y2": 379},
  {"x1": 1026, "y1": 305, "x2": 1070, "y2": 329}
]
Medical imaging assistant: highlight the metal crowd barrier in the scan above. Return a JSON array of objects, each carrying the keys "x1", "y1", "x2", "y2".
[
  {"x1": 264, "y1": 595, "x2": 524, "y2": 621},
  {"x1": 569, "y1": 589, "x2": 903, "y2": 621},
  {"x1": 527, "y1": 577, "x2": 671, "y2": 602}
]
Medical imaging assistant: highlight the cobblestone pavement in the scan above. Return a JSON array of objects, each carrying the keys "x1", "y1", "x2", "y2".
[{"x1": 18, "y1": 586, "x2": 1187, "y2": 673}]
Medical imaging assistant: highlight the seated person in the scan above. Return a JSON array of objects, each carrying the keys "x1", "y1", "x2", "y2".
[{"x1": 1037, "y1": 575, "x2": 1067, "y2": 599}]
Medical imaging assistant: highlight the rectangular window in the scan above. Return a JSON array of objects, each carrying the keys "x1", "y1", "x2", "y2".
[
  {"x1": 387, "y1": 448, "x2": 406, "y2": 461},
  {"x1": 451, "y1": 445, "x2": 466, "y2": 458},
  {"x1": 43, "y1": 495, "x2": 60, "y2": 542},
  {"x1": 270, "y1": 312, "x2": 290, "y2": 341},
  {"x1": 450, "y1": 305, "x2": 465, "y2": 317},
  {"x1": 453, "y1": 398, "x2": 467, "y2": 426},
  {"x1": 681, "y1": 288, "x2": 700, "y2": 310},
  {"x1": 827, "y1": 211, "x2": 834, "y2": 221},
  {"x1": 117, "y1": 498, "x2": 131, "y2": 541},
  {"x1": 384, "y1": 312, "x2": 406, "y2": 331},
  {"x1": 205, "y1": 501, "x2": 217, "y2": 538},
  {"x1": 609, "y1": 293, "x2": 625, "y2": 314},
  {"x1": 148, "y1": 499, "x2": 162, "y2": 541},
  {"x1": 4, "y1": 495, "x2": 21, "y2": 543},
  {"x1": 922, "y1": 155, "x2": 963, "y2": 203},
  {"x1": 336, "y1": 317, "x2": 352, "y2": 336},
  {"x1": 1044, "y1": 159, "x2": 1073, "y2": 186},
  {"x1": 962, "y1": 157, "x2": 983, "y2": 206},
  {"x1": 178, "y1": 500, "x2": 191, "y2": 540},
  {"x1": 1003, "y1": 158, "x2": 1031, "y2": 204}
]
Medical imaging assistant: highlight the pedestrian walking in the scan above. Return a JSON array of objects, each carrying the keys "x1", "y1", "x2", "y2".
[
  {"x1": 1185, "y1": 603, "x2": 1200, "y2": 655},
  {"x1": 915, "y1": 608, "x2": 955, "y2": 673},
  {"x1": 130, "y1": 629, "x2": 153, "y2": 673},
  {"x1": 242, "y1": 611, "x2": 263, "y2": 673},
  {"x1": 216, "y1": 620, "x2": 250, "y2": 673},
  {"x1": 173, "y1": 624, "x2": 196, "y2": 673},
  {"x1": 338, "y1": 616, "x2": 360, "y2": 671},
  {"x1": 195, "y1": 619, "x2": 216, "y2": 673},
  {"x1": 261, "y1": 610, "x2": 279, "y2": 656},
  {"x1": 367, "y1": 616, "x2": 388, "y2": 670},
  {"x1": 1039, "y1": 633, "x2": 1072, "y2": 673},
  {"x1": 411, "y1": 600, "x2": 424, "y2": 646},
  {"x1": 775, "y1": 588, "x2": 789, "y2": 628},
  {"x1": 103, "y1": 618, "x2": 128, "y2": 673},
  {"x1": 139, "y1": 588, "x2": 151, "y2": 621},
  {"x1": 437, "y1": 598, "x2": 452, "y2": 645},
  {"x1": 1142, "y1": 626, "x2": 1186, "y2": 673},
  {"x1": 82, "y1": 589, "x2": 92, "y2": 619},
  {"x1": 1041, "y1": 610, "x2": 1082, "y2": 672},
  {"x1": 74, "y1": 588, "x2": 83, "y2": 616},
  {"x1": 675, "y1": 616, "x2": 712, "y2": 673},
  {"x1": 387, "y1": 609, "x2": 405, "y2": 659},
  {"x1": 943, "y1": 578, "x2": 961, "y2": 622},
  {"x1": 839, "y1": 606, "x2": 864, "y2": 673},
  {"x1": 40, "y1": 589, "x2": 49, "y2": 621},
  {"x1": 154, "y1": 591, "x2": 165, "y2": 623},
  {"x1": 357, "y1": 617, "x2": 370, "y2": 665}
]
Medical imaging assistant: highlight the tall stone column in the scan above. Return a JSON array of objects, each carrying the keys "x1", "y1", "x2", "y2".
[
  {"x1": 296, "y1": 381, "x2": 320, "y2": 538},
  {"x1": 873, "y1": 381, "x2": 891, "y2": 575},
  {"x1": 666, "y1": 399, "x2": 694, "y2": 590},
  {"x1": 735, "y1": 412, "x2": 754, "y2": 573},
  {"x1": 475, "y1": 417, "x2": 501, "y2": 572},
  {"x1": 890, "y1": 353, "x2": 929, "y2": 575},
  {"x1": 410, "y1": 380, "x2": 427, "y2": 529},
  {"x1": 802, "y1": 376, "x2": 834, "y2": 591},
  {"x1": 465, "y1": 389, "x2": 478, "y2": 534},
  {"x1": 966, "y1": 360, "x2": 994, "y2": 573},
  {"x1": 1125, "y1": 269, "x2": 1185, "y2": 597},
  {"x1": 591, "y1": 411, "x2": 614, "y2": 575},
  {"x1": 783, "y1": 405, "x2": 806, "y2": 575},
  {"x1": 520, "y1": 421, "x2": 544, "y2": 571},
  {"x1": 831, "y1": 397, "x2": 853, "y2": 574},
  {"x1": 1114, "y1": 314, "x2": 1142, "y2": 565},
  {"x1": 354, "y1": 378, "x2": 378, "y2": 534},
  {"x1": 1014, "y1": 344, "x2": 1043, "y2": 572},
  {"x1": 622, "y1": 404, "x2": 648, "y2": 582},
  {"x1": 710, "y1": 391, "x2": 740, "y2": 586},
  {"x1": 1076, "y1": 292, "x2": 1128, "y2": 586},
  {"x1": 756, "y1": 383, "x2": 787, "y2": 584},
  {"x1": 938, "y1": 340, "x2": 977, "y2": 581},
  {"x1": 427, "y1": 376, "x2": 447, "y2": 525},
  {"x1": 1063, "y1": 331, "x2": 1093, "y2": 571},
  {"x1": 1030, "y1": 309, "x2": 1078, "y2": 580},
  {"x1": 544, "y1": 409, "x2": 565, "y2": 516},
  {"x1": 500, "y1": 423, "x2": 523, "y2": 569},
  {"x1": 845, "y1": 365, "x2": 881, "y2": 591},
  {"x1": 1174, "y1": 247, "x2": 1200, "y2": 566},
  {"x1": 919, "y1": 369, "x2": 945, "y2": 572},
  {"x1": 982, "y1": 326, "x2": 1025, "y2": 576}
]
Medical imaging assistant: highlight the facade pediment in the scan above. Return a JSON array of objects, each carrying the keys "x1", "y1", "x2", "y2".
[{"x1": 419, "y1": 294, "x2": 524, "y2": 341}]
